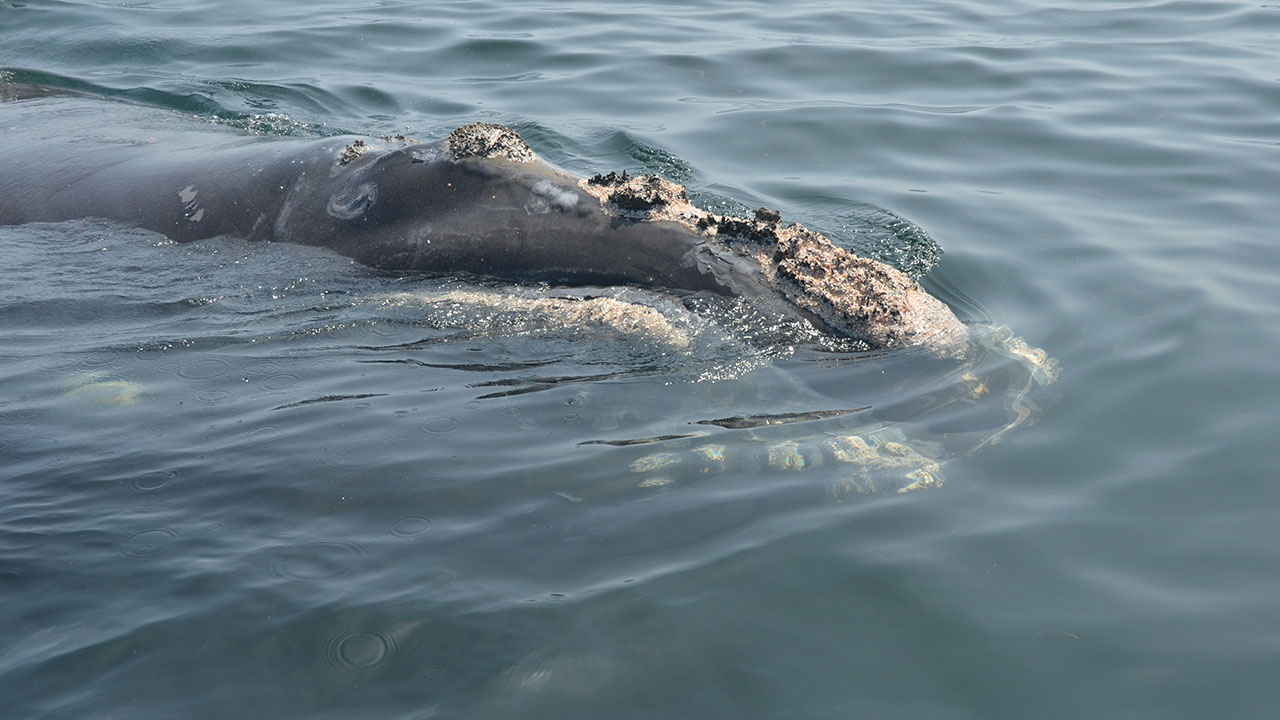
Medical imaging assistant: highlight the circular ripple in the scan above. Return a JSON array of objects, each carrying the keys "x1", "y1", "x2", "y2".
[
  {"x1": 421, "y1": 416, "x2": 460, "y2": 435},
  {"x1": 260, "y1": 374, "x2": 300, "y2": 390},
  {"x1": 177, "y1": 358, "x2": 232, "y2": 380},
  {"x1": 324, "y1": 630, "x2": 393, "y2": 670},
  {"x1": 242, "y1": 359, "x2": 289, "y2": 376},
  {"x1": 38, "y1": 355, "x2": 81, "y2": 371},
  {"x1": 271, "y1": 541, "x2": 367, "y2": 581},
  {"x1": 367, "y1": 319, "x2": 410, "y2": 338},
  {"x1": 196, "y1": 389, "x2": 237, "y2": 403},
  {"x1": 389, "y1": 515, "x2": 433, "y2": 538},
  {"x1": 322, "y1": 438, "x2": 393, "y2": 469},
  {"x1": 19, "y1": 436, "x2": 58, "y2": 458},
  {"x1": 133, "y1": 470, "x2": 173, "y2": 492},
  {"x1": 245, "y1": 425, "x2": 280, "y2": 442},
  {"x1": 79, "y1": 351, "x2": 119, "y2": 368},
  {"x1": 120, "y1": 528, "x2": 179, "y2": 558}
]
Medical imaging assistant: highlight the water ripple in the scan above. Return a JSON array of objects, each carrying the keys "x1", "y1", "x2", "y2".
[
  {"x1": 268, "y1": 540, "x2": 369, "y2": 582},
  {"x1": 322, "y1": 628, "x2": 398, "y2": 671},
  {"x1": 322, "y1": 437, "x2": 395, "y2": 469},
  {"x1": 177, "y1": 358, "x2": 232, "y2": 380},
  {"x1": 421, "y1": 417, "x2": 461, "y2": 435},
  {"x1": 132, "y1": 470, "x2": 174, "y2": 492},
  {"x1": 389, "y1": 515, "x2": 434, "y2": 538},
  {"x1": 119, "y1": 528, "x2": 179, "y2": 558}
]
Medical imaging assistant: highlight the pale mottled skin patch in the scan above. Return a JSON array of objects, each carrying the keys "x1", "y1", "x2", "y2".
[
  {"x1": 376, "y1": 289, "x2": 692, "y2": 349},
  {"x1": 578, "y1": 170, "x2": 969, "y2": 356},
  {"x1": 63, "y1": 371, "x2": 144, "y2": 407}
]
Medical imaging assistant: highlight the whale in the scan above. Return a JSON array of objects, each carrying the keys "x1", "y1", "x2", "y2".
[{"x1": 0, "y1": 81, "x2": 968, "y2": 353}]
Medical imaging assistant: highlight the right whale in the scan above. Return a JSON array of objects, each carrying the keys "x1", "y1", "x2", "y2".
[{"x1": 0, "y1": 84, "x2": 966, "y2": 354}]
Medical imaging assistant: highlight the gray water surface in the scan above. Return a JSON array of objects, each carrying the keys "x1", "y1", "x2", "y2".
[{"x1": 3, "y1": 1, "x2": 1280, "y2": 718}]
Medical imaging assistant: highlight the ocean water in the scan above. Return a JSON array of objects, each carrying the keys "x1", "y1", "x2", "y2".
[{"x1": 3, "y1": 1, "x2": 1279, "y2": 719}]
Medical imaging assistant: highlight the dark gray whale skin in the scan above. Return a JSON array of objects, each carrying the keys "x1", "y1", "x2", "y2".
[{"x1": 0, "y1": 90, "x2": 784, "y2": 307}]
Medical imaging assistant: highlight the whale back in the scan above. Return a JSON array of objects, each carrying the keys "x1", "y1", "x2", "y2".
[
  {"x1": 0, "y1": 94, "x2": 324, "y2": 242},
  {"x1": 274, "y1": 143, "x2": 765, "y2": 296}
]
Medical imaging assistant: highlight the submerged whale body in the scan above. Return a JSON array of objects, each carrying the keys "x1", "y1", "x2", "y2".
[{"x1": 0, "y1": 83, "x2": 966, "y2": 353}]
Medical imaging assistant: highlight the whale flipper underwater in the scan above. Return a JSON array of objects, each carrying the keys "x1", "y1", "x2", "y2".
[{"x1": 0, "y1": 81, "x2": 969, "y2": 354}]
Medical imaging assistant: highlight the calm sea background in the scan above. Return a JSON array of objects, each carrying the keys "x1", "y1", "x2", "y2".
[{"x1": 3, "y1": 1, "x2": 1279, "y2": 718}]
